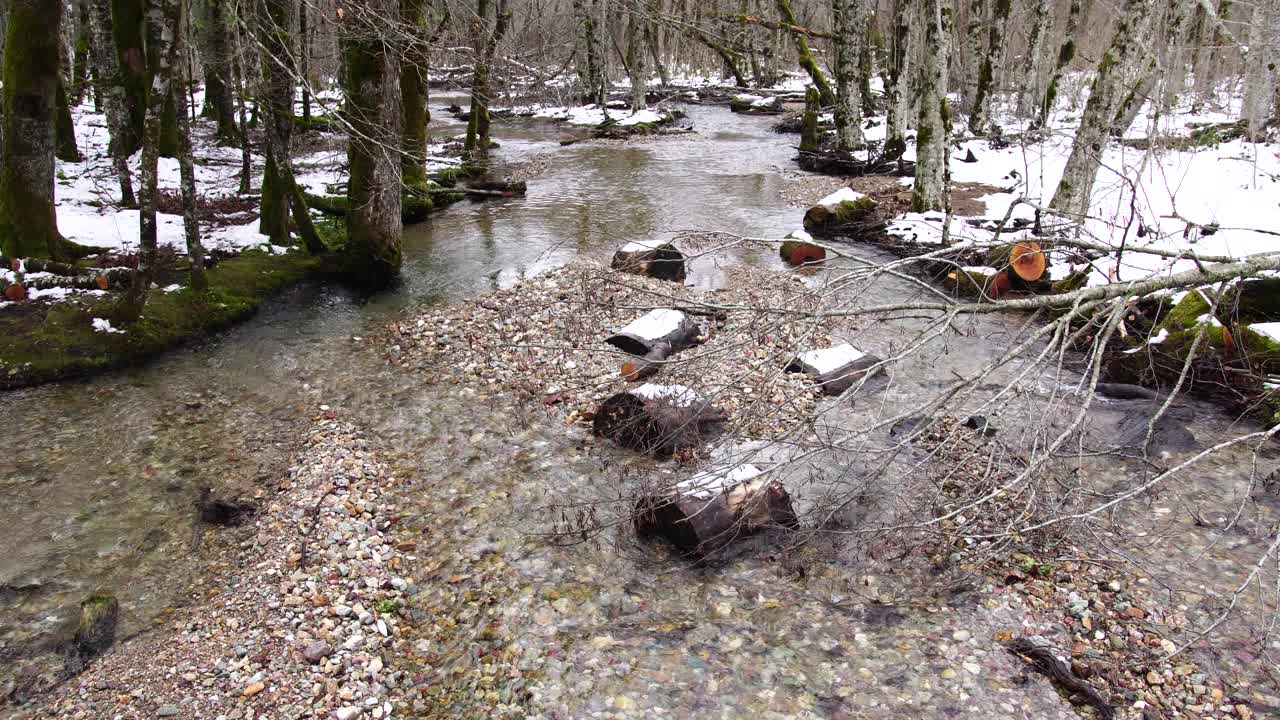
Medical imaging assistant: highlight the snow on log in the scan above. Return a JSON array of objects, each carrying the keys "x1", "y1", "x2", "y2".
[
  {"x1": 605, "y1": 308, "x2": 703, "y2": 357},
  {"x1": 779, "y1": 229, "x2": 826, "y2": 266},
  {"x1": 610, "y1": 240, "x2": 687, "y2": 282},
  {"x1": 802, "y1": 188, "x2": 880, "y2": 237},
  {"x1": 785, "y1": 343, "x2": 882, "y2": 395},
  {"x1": 592, "y1": 383, "x2": 725, "y2": 456},
  {"x1": 634, "y1": 463, "x2": 799, "y2": 558},
  {"x1": 22, "y1": 269, "x2": 132, "y2": 292}
]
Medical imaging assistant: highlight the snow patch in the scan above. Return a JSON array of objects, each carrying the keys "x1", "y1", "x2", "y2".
[
  {"x1": 677, "y1": 464, "x2": 764, "y2": 499},
  {"x1": 816, "y1": 187, "x2": 865, "y2": 208},
  {"x1": 615, "y1": 309, "x2": 687, "y2": 341},
  {"x1": 796, "y1": 344, "x2": 866, "y2": 375},
  {"x1": 92, "y1": 317, "x2": 124, "y2": 334},
  {"x1": 631, "y1": 383, "x2": 701, "y2": 407}
]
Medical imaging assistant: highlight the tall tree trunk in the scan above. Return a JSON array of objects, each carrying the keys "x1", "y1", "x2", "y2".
[
  {"x1": 626, "y1": 0, "x2": 648, "y2": 111},
  {"x1": 72, "y1": 0, "x2": 91, "y2": 103},
  {"x1": 963, "y1": 0, "x2": 986, "y2": 110},
  {"x1": 910, "y1": 0, "x2": 951, "y2": 214},
  {"x1": 257, "y1": 0, "x2": 293, "y2": 243},
  {"x1": 883, "y1": 0, "x2": 912, "y2": 162},
  {"x1": 831, "y1": 0, "x2": 864, "y2": 151},
  {"x1": 645, "y1": 6, "x2": 670, "y2": 86},
  {"x1": 968, "y1": 0, "x2": 1009, "y2": 134},
  {"x1": 776, "y1": 0, "x2": 833, "y2": 104},
  {"x1": 299, "y1": 0, "x2": 311, "y2": 122},
  {"x1": 196, "y1": 0, "x2": 238, "y2": 144},
  {"x1": 1038, "y1": 0, "x2": 1083, "y2": 128},
  {"x1": 342, "y1": 0, "x2": 403, "y2": 287},
  {"x1": 112, "y1": 0, "x2": 147, "y2": 154},
  {"x1": 1241, "y1": 0, "x2": 1277, "y2": 140},
  {"x1": 1017, "y1": 0, "x2": 1053, "y2": 117},
  {"x1": 573, "y1": 0, "x2": 607, "y2": 104},
  {"x1": 234, "y1": 15, "x2": 252, "y2": 194},
  {"x1": 0, "y1": 0, "x2": 74, "y2": 259},
  {"x1": 173, "y1": 15, "x2": 206, "y2": 291},
  {"x1": 1112, "y1": 0, "x2": 1195, "y2": 136},
  {"x1": 1049, "y1": 0, "x2": 1155, "y2": 221},
  {"x1": 464, "y1": 0, "x2": 509, "y2": 164},
  {"x1": 118, "y1": 0, "x2": 179, "y2": 319},
  {"x1": 88, "y1": 0, "x2": 137, "y2": 206},
  {"x1": 401, "y1": 0, "x2": 431, "y2": 186},
  {"x1": 55, "y1": 78, "x2": 82, "y2": 161}
]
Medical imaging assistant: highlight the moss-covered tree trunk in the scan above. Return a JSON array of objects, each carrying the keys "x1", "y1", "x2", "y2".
[
  {"x1": 883, "y1": 0, "x2": 912, "y2": 162},
  {"x1": 1017, "y1": 0, "x2": 1053, "y2": 117},
  {"x1": 88, "y1": 0, "x2": 137, "y2": 206},
  {"x1": 910, "y1": 0, "x2": 951, "y2": 214},
  {"x1": 195, "y1": 0, "x2": 239, "y2": 144},
  {"x1": 968, "y1": 0, "x2": 1009, "y2": 134},
  {"x1": 831, "y1": 0, "x2": 864, "y2": 151},
  {"x1": 257, "y1": 0, "x2": 293, "y2": 243},
  {"x1": 626, "y1": 0, "x2": 648, "y2": 111},
  {"x1": 172, "y1": 17, "x2": 207, "y2": 291},
  {"x1": 1112, "y1": 0, "x2": 1194, "y2": 136},
  {"x1": 401, "y1": 0, "x2": 431, "y2": 186},
  {"x1": 1049, "y1": 0, "x2": 1155, "y2": 221},
  {"x1": 775, "y1": 0, "x2": 833, "y2": 105},
  {"x1": 1038, "y1": 0, "x2": 1083, "y2": 128},
  {"x1": 111, "y1": 0, "x2": 147, "y2": 154},
  {"x1": 0, "y1": 0, "x2": 70, "y2": 259},
  {"x1": 572, "y1": 0, "x2": 607, "y2": 104},
  {"x1": 799, "y1": 85, "x2": 820, "y2": 153},
  {"x1": 463, "y1": 0, "x2": 509, "y2": 165},
  {"x1": 342, "y1": 0, "x2": 403, "y2": 287},
  {"x1": 117, "y1": 0, "x2": 179, "y2": 320},
  {"x1": 56, "y1": 78, "x2": 82, "y2": 161},
  {"x1": 962, "y1": 0, "x2": 986, "y2": 111},
  {"x1": 72, "y1": 0, "x2": 92, "y2": 102}
]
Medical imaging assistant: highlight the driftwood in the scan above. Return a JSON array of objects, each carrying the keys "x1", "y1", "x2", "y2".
[
  {"x1": 611, "y1": 241, "x2": 687, "y2": 282},
  {"x1": 1005, "y1": 636, "x2": 1114, "y2": 720},
  {"x1": 605, "y1": 308, "x2": 703, "y2": 356},
  {"x1": 592, "y1": 384, "x2": 724, "y2": 456},
  {"x1": 786, "y1": 343, "x2": 882, "y2": 395},
  {"x1": 635, "y1": 464, "x2": 799, "y2": 558}
]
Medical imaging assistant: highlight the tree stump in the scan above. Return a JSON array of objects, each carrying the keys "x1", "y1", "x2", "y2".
[
  {"x1": 605, "y1": 309, "x2": 703, "y2": 357},
  {"x1": 592, "y1": 384, "x2": 725, "y2": 456},
  {"x1": 611, "y1": 240, "x2": 687, "y2": 282},
  {"x1": 786, "y1": 343, "x2": 882, "y2": 395},
  {"x1": 802, "y1": 188, "x2": 880, "y2": 237},
  {"x1": 635, "y1": 464, "x2": 799, "y2": 558}
]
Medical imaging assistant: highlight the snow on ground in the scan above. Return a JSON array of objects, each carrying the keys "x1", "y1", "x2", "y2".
[{"x1": 857, "y1": 90, "x2": 1280, "y2": 289}]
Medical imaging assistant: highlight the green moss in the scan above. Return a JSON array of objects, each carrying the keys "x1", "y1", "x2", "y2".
[
  {"x1": 832, "y1": 197, "x2": 878, "y2": 224},
  {"x1": 0, "y1": 248, "x2": 325, "y2": 390},
  {"x1": 306, "y1": 180, "x2": 464, "y2": 224},
  {"x1": 292, "y1": 113, "x2": 342, "y2": 134}
]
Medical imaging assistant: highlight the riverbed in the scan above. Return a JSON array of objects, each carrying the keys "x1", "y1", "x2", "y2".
[{"x1": 2, "y1": 100, "x2": 1277, "y2": 718}]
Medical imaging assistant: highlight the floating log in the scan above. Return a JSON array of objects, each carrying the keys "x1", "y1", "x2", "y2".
[
  {"x1": 605, "y1": 308, "x2": 703, "y2": 357},
  {"x1": 785, "y1": 343, "x2": 881, "y2": 395},
  {"x1": 635, "y1": 464, "x2": 799, "y2": 558},
  {"x1": 592, "y1": 384, "x2": 725, "y2": 456},
  {"x1": 779, "y1": 231, "x2": 826, "y2": 266},
  {"x1": 611, "y1": 240, "x2": 687, "y2": 282},
  {"x1": 466, "y1": 179, "x2": 527, "y2": 194}
]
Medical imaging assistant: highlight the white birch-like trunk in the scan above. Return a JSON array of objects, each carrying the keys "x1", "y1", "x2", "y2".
[
  {"x1": 1242, "y1": 0, "x2": 1278, "y2": 140},
  {"x1": 1017, "y1": 0, "x2": 1054, "y2": 117},
  {"x1": 963, "y1": 0, "x2": 987, "y2": 111},
  {"x1": 626, "y1": 0, "x2": 648, "y2": 111},
  {"x1": 832, "y1": 0, "x2": 865, "y2": 151},
  {"x1": 87, "y1": 0, "x2": 136, "y2": 207},
  {"x1": 1049, "y1": 0, "x2": 1156, "y2": 222},
  {"x1": 883, "y1": 0, "x2": 913, "y2": 160},
  {"x1": 910, "y1": 0, "x2": 951, "y2": 213}
]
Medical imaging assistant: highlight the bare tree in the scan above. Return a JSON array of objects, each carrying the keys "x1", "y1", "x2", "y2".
[{"x1": 910, "y1": 0, "x2": 951, "y2": 213}]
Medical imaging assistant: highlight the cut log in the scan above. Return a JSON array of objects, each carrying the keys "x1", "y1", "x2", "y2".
[
  {"x1": 802, "y1": 187, "x2": 881, "y2": 237},
  {"x1": 779, "y1": 231, "x2": 826, "y2": 266},
  {"x1": 785, "y1": 343, "x2": 882, "y2": 395},
  {"x1": 592, "y1": 384, "x2": 725, "y2": 456},
  {"x1": 605, "y1": 309, "x2": 703, "y2": 357},
  {"x1": 986, "y1": 243, "x2": 1051, "y2": 292},
  {"x1": 22, "y1": 269, "x2": 131, "y2": 292},
  {"x1": 611, "y1": 240, "x2": 687, "y2": 282},
  {"x1": 14, "y1": 257, "x2": 96, "y2": 275},
  {"x1": 635, "y1": 464, "x2": 799, "y2": 558},
  {"x1": 621, "y1": 342, "x2": 672, "y2": 381},
  {"x1": 1009, "y1": 241, "x2": 1046, "y2": 281},
  {"x1": 1, "y1": 278, "x2": 27, "y2": 302}
]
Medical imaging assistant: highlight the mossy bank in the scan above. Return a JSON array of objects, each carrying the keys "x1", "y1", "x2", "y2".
[{"x1": 0, "y1": 247, "x2": 327, "y2": 390}]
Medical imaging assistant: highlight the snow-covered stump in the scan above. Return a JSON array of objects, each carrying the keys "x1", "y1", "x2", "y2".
[
  {"x1": 802, "y1": 188, "x2": 880, "y2": 238},
  {"x1": 592, "y1": 384, "x2": 725, "y2": 456},
  {"x1": 610, "y1": 240, "x2": 687, "y2": 282},
  {"x1": 606, "y1": 308, "x2": 703, "y2": 357},
  {"x1": 778, "y1": 230, "x2": 826, "y2": 266},
  {"x1": 634, "y1": 464, "x2": 799, "y2": 559},
  {"x1": 786, "y1": 343, "x2": 881, "y2": 395}
]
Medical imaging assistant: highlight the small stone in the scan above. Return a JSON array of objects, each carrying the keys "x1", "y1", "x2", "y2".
[
  {"x1": 952, "y1": 630, "x2": 971, "y2": 642},
  {"x1": 962, "y1": 662, "x2": 981, "y2": 676},
  {"x1": 243, "y1": 681, "x2": 266, "y2": 697},
  {"x1": 1146, "y1": 671, "x2": 1164, "y2": 686},
  {"x1": 941, "y1": 668, "x2": 957, "y2": 679},
  {"x1": 334, "y1": 707, "x2": 362, "y2": 720},
  {"x1": 157, "y1": 705, "x2": 180, "y2": 717},
  {"x1": 303, "y1": 641, "x2": 332, "y2": 664}
]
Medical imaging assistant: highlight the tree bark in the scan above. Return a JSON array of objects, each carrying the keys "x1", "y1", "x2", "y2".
[
  {"x1": 111, "y1": 0, "x2": 147, "y2": 154},
  {"x1": 963, "y1": 0, "x2": 987, "y2": 110},
  {"x1": 1038, "y1": 0, "x2": 1083, "y2": 128},
  {"x1": 626, "y1": 0, "x2": 649, "y2": 111},
  {"x1": 117, "y1": 0, "x2": 179, "y2": 320},
  {"x1": 401, "y1": 0, "x2": 431, "y2": 186},
  {"x1": 910, "y1": 0, "x2": 951, "y2": 214},
  {"x1": 0, "y1": 0, "x2": 72, "y2": 259},
  {"x1": 573, "y1": 0, "x2": 608, "y2": 104},
  {"x1": 968, "y1": 0, "x2": 1009, "y2": 134},
  {"x1": 342, "y1": 0, "x2": 403, "y2": 287},
  {"x1": 88, "y1": 0, "x2": 137, "y2": 207},
  {"x1": 464, "y1": 0, "x2": 509, "y2": 165},
  {"x1": 55, "y1": 77, "x2": 82, "y2": 162},
  {"x1": 1049, "y1": 0, "x2": 1155, "y2": 221},
  {"x1": 1241, "y1": 0, "x2": 1277, "y2": 140},
  {"x1": 173, "y1": 20, "x2": 206, "y2": 291},
  {"x1": 775, "y1": 0, "x2": 833, "y2": 105},
  {"x1": 1017, "y1": 0, "x2": 1053, "y2": 117},
  {"x1": 195, "y1": 0, "x2": 238, "y2": 144},
  {"x1": 71, "y1": 0, "x2": 92, "y2": 102},
  {"x1": 256, "y1": 0, "x2": 294, "y2": 243},
  {"x1": 883, "y1": 0, "x2": 912, "y2": 162},
  {"x1": 831, "y1": 0, "x2": 864, "y2": 151}
]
